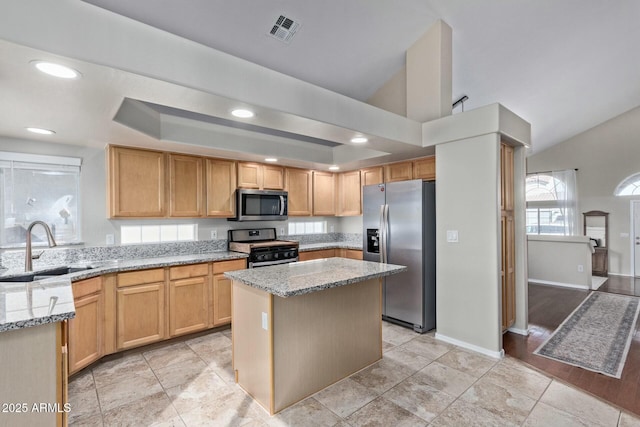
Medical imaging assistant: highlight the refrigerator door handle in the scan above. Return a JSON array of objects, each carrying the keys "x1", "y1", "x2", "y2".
[
  {"x1": 379, "y1": 205, "x2": 385, "y2": 263},
  {"x1": 383, "y1": 204, "x2": 390, "y2": 263}
]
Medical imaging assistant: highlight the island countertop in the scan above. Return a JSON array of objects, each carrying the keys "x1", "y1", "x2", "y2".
[{"x1": 224, "y1": 257, "x2": 406, "y2": 298}]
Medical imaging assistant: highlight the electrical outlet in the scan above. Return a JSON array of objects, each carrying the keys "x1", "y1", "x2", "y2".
[
  {"x1": 577, "y1": 264, "x2": 584, "y2": 272},
  {"x1": 446, "y1": 230, "x2": 459, "y2": 243},
  {"x1": 211, "y1": 229, "x2": 218, "y2": 240},
  {"x1": 279, "y1": 227, "x2": 285, "y2": 236},
  {"x1": 330, "y1": 225, "x2": 335, "y2": 232},
  {"x1": 261, "y1": 312, "x2": 268, "y2": 330},
  {"x1": 106, "y1": 234, "x2": 115, "y2": 245}
]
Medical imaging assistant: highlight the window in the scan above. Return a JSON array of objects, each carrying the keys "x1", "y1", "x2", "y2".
[
  {"x1": 120, "y1": 224, "x2": 197, "y2": 245},
  {"x1": 288, "y1": 221, "x2": 326, "y2": 235},
  {"x1": 614, "y1": 173, "x2": 640, "y2": 196},
  {"x1": 0, "y1": 152, "x2": 81, "y2": 246},
  {"x1": 526, "y1": 170, "x2": 578, "y2": 236}
]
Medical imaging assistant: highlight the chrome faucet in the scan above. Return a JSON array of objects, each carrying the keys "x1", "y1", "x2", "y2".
[{"x1": 25, "y1": 220, "x2": 57, "y2": 272}]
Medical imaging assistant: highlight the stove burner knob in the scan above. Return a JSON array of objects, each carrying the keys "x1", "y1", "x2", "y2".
[
  {"x1": 284, "y1": 252, "x2": 289, "y2": 258},
  {"x1": 274, "y1": 253, "x2": 279, "y2": 259}
]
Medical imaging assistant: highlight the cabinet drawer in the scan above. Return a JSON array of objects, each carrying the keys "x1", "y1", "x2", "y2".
[
  {"x1": 169, "y1": 263, "x2": 209, "y2": 280},
  {"x1": 299, "y1": 249, "x2": 336, "y2": 261},
  {"x1": 212, "y1": 259, "x2": 246, "y2": 274},
  {"x1": 117, "y1": 268, "x2": 165, "y2": 288},
  {"x1": 72, "y1": 276, "x2": 102, "y2": 299}
]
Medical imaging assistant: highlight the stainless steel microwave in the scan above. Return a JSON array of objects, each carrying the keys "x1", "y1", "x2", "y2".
[{"x1": 229, "y1": 189, "x2": 288, "y2": 221}]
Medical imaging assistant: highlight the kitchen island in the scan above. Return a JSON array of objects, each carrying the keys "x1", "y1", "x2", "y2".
[{"x1": 224, "y1": 257, "x2": 406, "y2": 415}]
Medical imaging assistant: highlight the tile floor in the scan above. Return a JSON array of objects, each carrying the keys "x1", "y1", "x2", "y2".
[{"x1": 68, "y1": 322, "x2": 640, "y2": 426}]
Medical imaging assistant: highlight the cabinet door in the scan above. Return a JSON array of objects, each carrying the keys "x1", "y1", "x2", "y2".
[
  {"x1": 68, "y1": 292, "x2": 102, "y2": 374},
  {"x1": 337, "y1": 170, "x2": 361, "y2": 216},
  {"x1": 212, "y1": 273, "x2": 232, "y2": 326},
  {"x1": 169, "y1": 154, "x2": 204, "y2": 217},
  {"x1": 237, "y1": 162, "x2": 262, "y2": 189},
  {"x1": 108, "y1": 146, "x2": 166, "y2": 217},
  {"x1": 169, "y1": 276, "x2": 209, "y2": 336},
  {"x1": 413, "y1": 156, "x2": 436, "y2": 181},
  {"x1": 361, "y1": 167, "x2": 384, "y2": 186},
  {"x1": 285, "y1": 168, "x2": 313, "y2": 216},
  {"x1": 500, "y1": 144, "x2": 514, "y2": 211},
  {"x1": 298, "y1": 249, "x2": 336, "y2": 261},
  {"x1": 262, "y1": 165, "x2": 285, "y2": 190},
  {"x1": 341, "y1": 249, "x2": 363, "y2": 260},
  {"x1": 501, "y1": 215, "x2": 515, "y2": 331},
  {"x1": 117, "y1": 283, "x2": 165, "y2": 350},
  {"x1": 206, "y1": 158, "x2": 237, "y2": 217},
  {"x1": 313, "y1": 171, "x2": 336, "y2": 216},
  {"x1": 384, "y1": 162, "x2": 413, "y2": 183}
]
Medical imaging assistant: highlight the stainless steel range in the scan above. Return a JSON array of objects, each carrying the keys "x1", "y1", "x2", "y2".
[{"x1": 228, "y1": 228, "x2": 299, "y2": 268}]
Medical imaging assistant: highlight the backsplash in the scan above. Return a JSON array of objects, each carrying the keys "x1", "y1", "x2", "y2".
[{"x1": 0, "y1": 233, "x2": 362, "y2": 271}]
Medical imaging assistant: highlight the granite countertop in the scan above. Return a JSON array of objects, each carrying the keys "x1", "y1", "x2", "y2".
[
  {"x1": 224, "y1": 257, "x2": 406, "y2": 298},
  {"x1": 298, "y1": 242, "x2": 363, "y2": 251},
  {"x1": 0, "y1": 278, "x2": 75, "y2": 332}
]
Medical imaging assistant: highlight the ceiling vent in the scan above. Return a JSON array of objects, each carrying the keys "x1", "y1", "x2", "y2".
[{"x1": 268, "y1": 15, "x2": 300, "y2": 43}]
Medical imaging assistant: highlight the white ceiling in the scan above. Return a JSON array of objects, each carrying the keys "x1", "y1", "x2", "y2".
[{"x1": 1, "y1": 0, "x2": 639, "y2": 166}]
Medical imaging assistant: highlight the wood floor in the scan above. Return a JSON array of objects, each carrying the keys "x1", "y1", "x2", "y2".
[
  {"x1": 503, "y1": 283, "x2": 640, "y2": 417},
  {"x1": 599, "y1": 275, "x2": 640, "y2": 297}
]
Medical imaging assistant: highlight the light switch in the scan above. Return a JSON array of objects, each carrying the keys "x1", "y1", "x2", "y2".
[{"x1": 446, "y1": 230, "x2": 459, "y2": 243}]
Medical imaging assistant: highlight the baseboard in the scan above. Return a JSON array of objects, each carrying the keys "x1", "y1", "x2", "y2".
[
  {"x1": 607, "y1": 272, "x2": 632, "y2": 277},
  {"x1": 435, "y1": 333, "x2": 505, "y2": 359},
  {"x1": 507, "y1": 326, "x2": 529, "y2": 336},
  {"x1": 528, "y1": 278, "x2": 589, "y2": 290}
]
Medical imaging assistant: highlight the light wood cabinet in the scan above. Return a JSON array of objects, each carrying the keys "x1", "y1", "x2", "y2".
[
  {"x1": 339, "y1": 249, "x2": 363, "y2": 260},
  {"x1": 299, "y1": 249, "x2": 337, "y2": 261},
  {"x1": 238, "y1": 162, "x2": 284, "y2": 190},
  {"x1": 313, "y1": 171, "x2": 337, "y2": 216},
  {"x1": 500, "y1": 142, "x2": 515, "y2": 331},
  {"x1": 361, "y1": 167, "x2": 384, "y2": 187},
  {"x1": 337, "y1": 170, "x2": 361, "y2": 216},
  {"x1": 206, "y1": 158, "x2": 237, "y2": 217},
  {"x1": 384, "y1": 161, "x2": 413, "y2": 183},
  {"x1": 116, "y1": 268, "x2": 166, "y2": 350},
  {"x1": 169, "y1": 263, "x2": 209, "y2": 337},
  {"x1": 413, "y1": 156, "x2": 436, "y2": 181},
  {"x1": 108, "y1": 146, "x2": 166, "y2": 217},
  {"x1": 500, "y1": 145, "x2": 514, "y2": 211},
  {"x1": 169, "y1": 154, "x2": 204, "y2": 217},
  {"x1": 68, "y1": 277, "x2": 103, "y2": 375},
  {"x1": 285, "y1": 167, "x2": 313, "y2": 216},
  {"x1": 211, "y1": 259, "x2": 246, "y2": 326}
]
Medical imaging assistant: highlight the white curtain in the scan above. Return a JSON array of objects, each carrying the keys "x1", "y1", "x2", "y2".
[
  {"x1": 552, "y1": 169, "x2": 579, "y2": 235},
  {"x1": 526, "y1": 169, "x2": 579, "y2": 235}
]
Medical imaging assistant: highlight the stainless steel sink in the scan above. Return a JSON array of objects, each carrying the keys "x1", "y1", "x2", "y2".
[{"x1": 1, "y1": 265, "x2": 95, "y2": 282}]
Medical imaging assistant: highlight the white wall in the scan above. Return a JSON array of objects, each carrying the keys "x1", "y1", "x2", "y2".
[
  {"x1": 527, "y1": 105, "x2": 640, "y2": 276},
  {"x1": 527, "y1": 235, "x2": 592, "y2": 288}
]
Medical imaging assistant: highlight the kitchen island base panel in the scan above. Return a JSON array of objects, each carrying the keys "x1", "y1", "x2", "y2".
[{"x1": 232, "y1": 278, "x2": 382, "y2": 415}]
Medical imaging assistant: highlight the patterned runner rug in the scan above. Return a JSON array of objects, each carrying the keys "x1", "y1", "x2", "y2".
[{"x1": 534, "y1": 291, "x2": 640, "y2": 378}]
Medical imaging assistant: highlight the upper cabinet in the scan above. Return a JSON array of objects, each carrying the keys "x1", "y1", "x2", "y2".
[
  {"x1": 413, "y1": 156, "x2": 436, "y2": 181},
  {"x1": 108, "y1": 146, "x2": 166, "y2": 217},
  {"x1": 384, "y1": 161, "x2": 413, "y2": 183},
  {"x1": 361, "y1": 167, "x2": 384, "y2": 187},
  {"x1": 206, "y1": 158, "x2": 237, "y2": 217},
  {"x1": 237, "y1": 162, "x2": 284, "y2": 190},
  {"x1": 169, "y1": 154, "x2": 204, "y2": 217},
  {"x1": 285, "y1": 167, "x2": 313, "y2": 216},
  {"x1": 337, "y1": 170, "x2": 361, "y2": 216},
  {"x1": 313, "y1": 171, "x2": 336, "y2": 216}
]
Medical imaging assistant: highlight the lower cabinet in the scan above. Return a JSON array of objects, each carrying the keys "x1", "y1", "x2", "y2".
[
  {"x1": 211, "y1": 259, "x2": 246, "y2": 326},
  {"x1": 299, "y1": 248, "x2": 363, "y2": 261},
  {"x1": 169, "y1": 263, "x2": 210, "y2": 337},
  {"x1": 116, "y1": 269, "x2": 166, "y2": 350},
  {"x1": 68, "y1": 277, "x2": 103, "y2": 375}
]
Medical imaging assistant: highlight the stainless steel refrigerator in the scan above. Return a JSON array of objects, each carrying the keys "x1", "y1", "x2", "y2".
[{"x1": 363, "y1": 179, "x2": 436, "y2": 333}]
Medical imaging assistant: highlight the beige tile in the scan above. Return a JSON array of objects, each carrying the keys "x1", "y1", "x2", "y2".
[
  {"x1": 399, "y1": 335, "x2": 453, "y2": 361},
  {"x1": 460, "y1": 378, "x2": 537, "y2": 425},
  {"x1": 620, "y1": 412, "x2": 640, "y2": 427},
  {"x1": 178, "y1": 386, "x2": 269, "y2": 426},
  {"x1": 96, "y1": 371, "x2": 163, "y2": 412},
  {"x1": 153, "y1": 358, "x2": 208, "y2": 390},
  {"x1": 149, "y1": 416, "x2": 186, "y2": 427},
  {"x1": 382, "y1": 321, "x2": 418, "y2": 346},
  {"x1": 143, "y1": 342, "x2": 201, "y2": 371},
  {"x1": 198, "y1": 345, "x2": 235, "y2": 384},
  {"x1": 430, "y1": 399, "x2": 518, "y2": 427},
  {"x1": 165, "y1": 368, "x2": 232, "y2": 415},
  {"x1": 265, "y1": 397, "x2": 341, "y2": 427},
  {"x1": 346, "y1": 396, "x2": 428, "y2": 427},
  {"x1": 436, "y1": 347, "x2": 497, "y2": 378},
  {"x1": 92, "y1": 353, "x2": 154, "y2": 389},
  {"x1": 69, "y1": 370, "x2": 96, "y2": 395},
  {"x1": 382, "y1": 375, "x2": 456, "y2": 422},
  {"x1": 523, "y1": 402, "x2": 594, "y2": 427},
  {"x1": 382, "y1": 346, "x2": 432, "y2": 373},
  {"x1": 350, "y1": 358, "x2": 413, "y2": 395},
  {"x1": 483, "y1": 356, "x2": 551, "y2": 400},
  {"x1": 185, "y1": 331, "x2": 232, "y2": 356},
  {"x1": 102, "y1": 391, "x2": 179, "y2": 427},
  {"x1": 69, "y1": 413, "x2": 103, "y2": 427},
  {"x1": 413, "y1": 361, "x2": 477, "y2": 397},
  {"x1": 539, "y1": 380, "x2": 620, "y2": 426},
  {"x1": 382, "y1": 340, "x2": 396, "y2": 353},
  {"x1": 313, "y1": 378, "x2": 378, "y2": 418},
  {"x1": 68, "y1": 388, "x2": 102, "y2": 424}
]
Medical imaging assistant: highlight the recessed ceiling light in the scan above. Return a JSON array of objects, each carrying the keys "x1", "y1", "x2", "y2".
[
  {"x1": 31, "y1": 61, "x2": 81, "y2": 79},
  {"x1": 265, "y1": 158, "x2": 278, "y2": 162},
  {"x1": 231, "y1": 109, "x2": 255, "y2": 118},
  {"x1": 26, "y1": 127, "x2": 55, "y2": 135},
  {"x1": 351, "y1": 136, "x2": 368, "y2": 144},
  {"x1": 329, "y1": 165, "x2": 340, "y2": 171}
]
